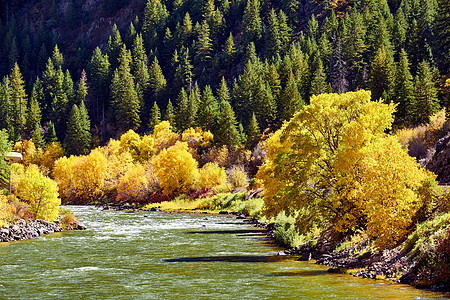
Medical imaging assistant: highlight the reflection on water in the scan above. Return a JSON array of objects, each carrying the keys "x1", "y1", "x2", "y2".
[{"x1": 0, "y1": 206, "x2": 447, "y2": 300}]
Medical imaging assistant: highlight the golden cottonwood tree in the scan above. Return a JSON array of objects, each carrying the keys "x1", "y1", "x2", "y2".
[
  {"x1": 116, "y1": 163, "x2": 150, "y2": 203},
  {"x1": 16, "y1": 165, "x2": 60, "y2": 221},
  {"x1": 152, "y1": 141, "x2": 199, "y2": 196},
  {"x1": 258, "y1": 90, "x2": 436, "y2": 248},
  {"x1": 198, "y1": 162, "x2": 227, "y2": 190},
  {"x1": 53, "y1": 149, "x2": 107, "y2": 202}
]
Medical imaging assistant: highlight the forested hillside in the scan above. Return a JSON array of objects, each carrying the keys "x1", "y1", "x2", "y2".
[{"x1": 0, "y1": 0, "x2": 449, "y2": 154}]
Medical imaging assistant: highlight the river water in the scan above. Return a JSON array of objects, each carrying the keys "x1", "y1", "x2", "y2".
[{"x1": 0, "y1": 206, "x2": 447, "y2": 299}]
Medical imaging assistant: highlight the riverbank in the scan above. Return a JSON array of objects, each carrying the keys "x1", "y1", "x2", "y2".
[{"x1": 0, "y1": 217, "x2": 87, "y2": 243}]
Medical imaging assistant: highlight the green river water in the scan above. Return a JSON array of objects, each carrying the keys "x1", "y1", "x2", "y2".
[{"x1": 0, "y1": 206, "x2": 448, "y2": 299}]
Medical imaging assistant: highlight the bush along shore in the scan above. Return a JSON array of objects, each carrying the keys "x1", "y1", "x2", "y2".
[{"x1": 0, "y1": 218, "x2": 86, "y2": 243}]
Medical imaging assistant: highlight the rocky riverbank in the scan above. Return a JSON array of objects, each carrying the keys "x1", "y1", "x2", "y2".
[{"x1": 0, "y1": 219, "x2": 86, "y2": 242}]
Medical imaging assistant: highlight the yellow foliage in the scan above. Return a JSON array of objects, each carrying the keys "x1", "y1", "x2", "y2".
[
  {"x1": 14, "y1": 140, "x2": 43, "y2": 166},
  {"x1": 152, "y1": 141, "x2": 199, "y2": 197},
  {"x1": 53, "y1": 149, "x2": 108, "y2": 202},
  {"x1": 153, "y1": 121, "x2": 180, "y2": 151},
  {"x1": 116, "y1": 163, "x2": 149, "y2": 203},
  {"x1": 40, "y1": 142, "x2": 65, "y2": 176},
  {"x1": 198, "y1": 163, "x2": 227, "y2": 190},
  {"x1": 10, "y1": 163, "x2": 25, "y2": 193},
  {"x1": 16, "y1": 164, "x2": 60, "y2": 221},
  {"x1": 227, "y1": 165, "x2": 248, "y2": 190},
  {"x1": 118, "y1": 130, "x2": 156, "y2": 162},
  {"x1": 0, "y1": 195, "x2": 13, "y2": 227},
  {"x1": 257, "y1": 90, "x2": 437, "y2": 249},
  {"x1": 182, "y1": 127, "x2": 214, "y2": 148}
]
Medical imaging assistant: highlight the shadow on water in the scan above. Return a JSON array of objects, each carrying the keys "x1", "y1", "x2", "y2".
[
  {"x1": 163, "y1": 255, "x2": 300, "y2": 263},
  {"x1": 268, "y1": 270, "x2": 329, "y2": 277},
  {"x1": 186, "y1": 229, "x2": 266, "y2": 235}
]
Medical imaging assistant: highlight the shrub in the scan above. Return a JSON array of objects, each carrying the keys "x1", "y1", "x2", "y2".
[
  {"x1": 273, "y1": 211, "x2": 303, "y2": 248},
  {"x1": 198, "y1": 163, "x2": 227, "y2": 190},
  {"x1": 59, "y1": 207, "x2": 79, "y2": 229},
  {"x1": 227, "y1": 165, "x2": 248, "y2": 190}
]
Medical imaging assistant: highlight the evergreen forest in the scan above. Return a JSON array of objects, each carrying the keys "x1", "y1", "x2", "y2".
[{"x1": 0, "y1": 0, "x2": 448, "y2": 154}]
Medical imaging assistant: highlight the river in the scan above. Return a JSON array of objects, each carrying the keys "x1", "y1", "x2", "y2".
[{"x1": 0, "y1": 206, "x2": 447, "y2": 299}]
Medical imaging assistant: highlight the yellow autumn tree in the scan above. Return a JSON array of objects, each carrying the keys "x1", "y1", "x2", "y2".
[
  {"x1": 152, "y1": 141, "x2": 199, "y2": 197},
  {"x1": 198, "y1": 162, "x2": 227, "y2": 190},
  {"x1": 153, "y1": 121, "x2": 180, "y2": 152},
  {"x1": 53, "y1": 149, "x2": 107, "y2": 203},
  {"x1": 0, "y1": 195, "x2": 13, "y2": 227},
  {"x1": 258, "y1": 90, "x2": 437, "y2": 248},
  {"x1": 16, "y1": 164, "x2": 60, "y2": 221},
  {"x1": 40, "y1": 142, "x2": 65, "y2": 176},
  {"x1": 116, "y1": 163, "x2": 149, "y2": 203}
]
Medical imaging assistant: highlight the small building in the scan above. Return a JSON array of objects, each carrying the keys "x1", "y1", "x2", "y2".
[{"x1": 1, "y1": 152, "x2": 23, "y2": 193}]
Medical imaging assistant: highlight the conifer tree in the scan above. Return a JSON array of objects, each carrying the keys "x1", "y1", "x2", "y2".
[
  {"x1": 413, "y1": 61, "x2": 440, "y2": 124},
  {"x1": 164, "y1": 99, "x2": 176, "y2": 126},
  {"x1": 217, "y1": 77, "x2": 231, "y2": 104},
  {"x1": 78, "y1": 100, "x2": 92, "y2": 154},
  {"x1": 45, "y1": 121, "x2": 58, "y2": 143},
  {"x1": 310, "y1": 58, "x2": 331, "y2": 96},
  {"x1": 8, "y1": 63, "x2": 27, "y2": 136},
  {"x1": 173, "y1": 47, "x2": 193, "y2": 92},
  {"x1": 148, "y1": 101, "x2": 161, "y2": 131},
  {"x1": 246, "y1": 112, "x2": 261, "y2": 149},
  {"x1": 77, "y1": 70, "x2": 88, "y2": 105},
  {"x1": 25, "y1": 93, "x2": 42, "y2": 135},
  {"x1": 370, "y1": 45, "x2": 395, "y2": 101},
  {"x1": 106, "y1": 24, "x2": 124, "y2": 69},
  {"x1": 242, "y1": 0, "x2": 262, "y2": 46},
  {"x1": 394, "y1": 49, "x2": 415, "y2": 124},
  {"x1": 176, "y1": 88, "x2": 190, "y2": 131},
  {"x1": 148, "y1": 57, "x2": 167, "y2": 101},
  {"x1": 64, "y1": 104, "x2": 81, "y2": 155},
  {"x1": 216, "y1": 99, "x2": 240, "y2": 146},
  {"x1": 142, "y1": 0, "x2": 169, "y2": 50},
  {"x1": 31, "y1": 123, "x2": 45, "y2": 149},
  {"x1": 87, "y1": 47, "x2": 111, "y2": 122},
  {"x1": 63, "y1": 69, "x2": 76, "y2": 107},
  {"x1": 110, "y1": 46, "x2": 141, "y2": 133},
  {"x1": 197, "y1": 85, "x2": 219, "y2": 132},
  {"x1": 194, "y1": 20, "x2": 213, "y2": 68},
  {"x1": 266, "y1": 9, "x2": 281, "y2": 58},
  {"x1": 279, "y1": 70, "x2": 303, "y2": 121},
  {"x1": 126, "y1": 22, "x2": 137, "y2": 47},
  {"x1": 51, "y1": 45, "x2": 64, "y2": 69}
]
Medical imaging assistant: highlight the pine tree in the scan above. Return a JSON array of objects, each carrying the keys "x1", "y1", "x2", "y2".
[
  {"x1": 78, "y1": 101, "x2": 92, "y2": 155},
  {"x1": 194, "y1": 20, "x2": 213, "y2": 68},
  {"x1": 164, "y1": 99, "x2": 176, "y2": 126},
  {"x1": 173, "y1": 47, "x2": 193, "y2": 92},
  {"x1": 246, "y1": 112, "x2": 260, "y2": 149},
  {"x1": 77, "y1": 70, "x2": 88, "y2": 105},
  {"x1": 31, "y1": 123, "x2": 45, "y2": 149},
  {"x1": 148, "y1": 57, "x2": 167, "y2": 101},
  {"x1": 45, "y1": 121, "x2": 58, "y2": 143},
  {"x1": 197, "y1": 85, "x2": 219, "y2": 132},
  {"x1": 176, "y1": 88, "x2": 190, "y2": 131},
  {"x1": 216, "y1": 99, "x2": 240, "y2": 146},
  {"x1": 413, "y1": 61, "x2": 440, "y2": 124},
  {"x1": 87, "y1": 47, "x2": 110, "y2": 122},
  {"x1": 242, "y1": 0, "x2": 262, "y2": 46},
  {"x1": 106, "y1": 24, "x2": 124, "y2": 69},
  {"x1": 8, "y1": 63, "x2": 27, "y2": 136},
  {"x1": 142, "y1": 0, "x2": 169, "y2": 50},
  {"x1": 310, "y1": 58, "x2": 331, "y2": 96},
  {"x1": 148, "y1": 101, "x2": 161, "y2": 131},
  {"x1": 63, "y1": 69, "x2": 76, "y2": 107},
  {"x1": 51, "y1": 45, "x2": 64, "y2": 69},
  {"x1": 266, "y1": 9, "x2": 281, "y2": 58},
  {"x1": 125, "y1": 22, "x2": 137, "y2": 47},
  {"x1": 369, "y1": 45, "x2": 395, "y2": 101},
  {"x1": 435, "y1": 0, "x2": 450, "y2": 71},
  {"x1": 216, "y1": 77, "x2": 231, "y2": 104},
  {"x1": 110, "y1": 46, "x2": 141, "y2": 133},
  {"x1": 64, "y1": 104, "x2": 81, "y2": 155},
  {"x1": 279, "y1": 70, "x2": 303, "y2": 121},
  {"x1": 25, "y1": 93, "x2": 42, "y2": 136},
  {"x1": 393, "y1": 49, "x2": 415, "y2": 124}
]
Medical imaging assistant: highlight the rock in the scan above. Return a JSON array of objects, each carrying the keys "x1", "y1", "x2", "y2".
[
  {"x1": 219, "y1": 210, "x2": 229, "y2": 215},
  {"x1": 150, "y1": 207, "x2": 160, "y2": 212},
  {"x1": 77, "y1": 223, "x2": 87, "y2": 230}
]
